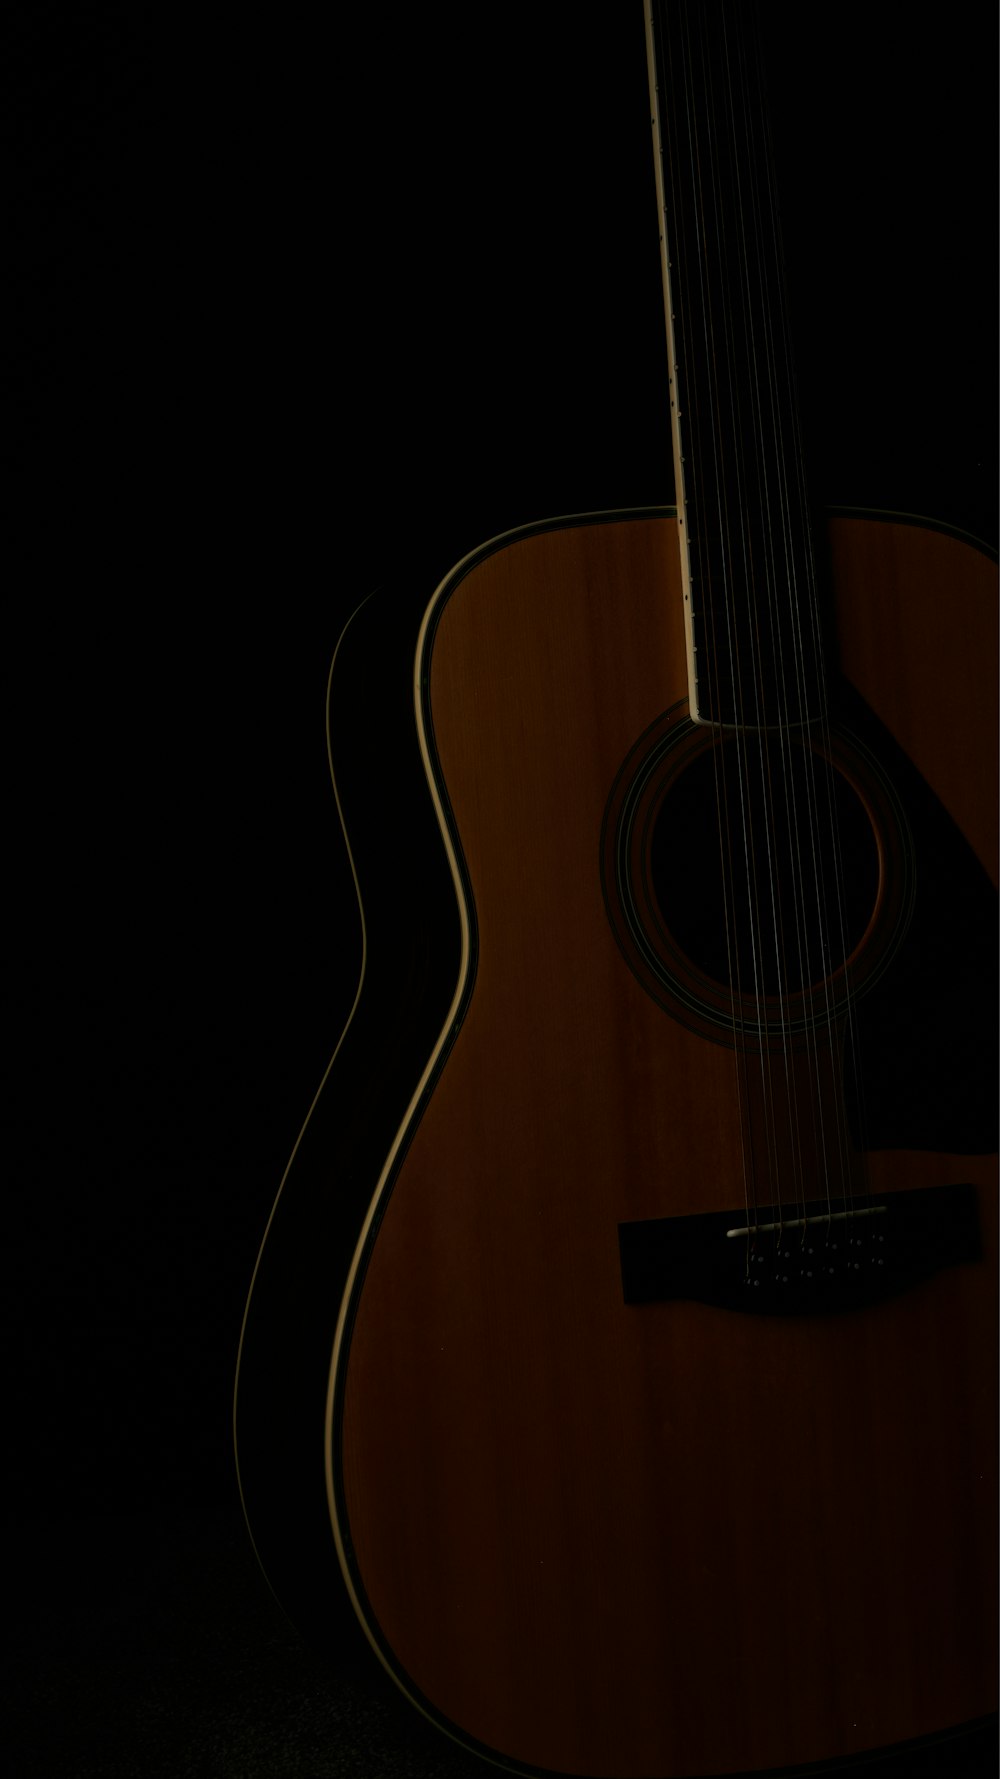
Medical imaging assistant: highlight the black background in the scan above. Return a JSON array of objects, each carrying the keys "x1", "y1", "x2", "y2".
[{"x1": 4, "y1": 4, "x2": 996, "y2": 1775}]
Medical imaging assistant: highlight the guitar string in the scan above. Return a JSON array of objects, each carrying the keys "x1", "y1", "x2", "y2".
[
  {"x1": 678, "y1": 0, "x2": 789, "y2": 1258},
  {"x1": 700, "y1": 11, "x2": 773, "y2": 1265},
  {"x1": 687, "y1": 0, "x2": 799, "y2": 1250},
  {"x1": 716, "y1": 1, "x2": 858, "y2": 1255},
  {"x1": 736, "y1": 4, "x2": 832, "y2": 1245},
  {"x1": 763, "y1": 9, "x2": 862, "y2": 1242},
  {"x1": 752, "y1": 13, "x2": 872, "y2": 1240},
  {"x1": 661, "y1": 0, "x2": 871, "y2": 1261},
  {"x1": 750, "y1": 10, "x2": 875, "y2": 1216},
  {"x1": 664, "y1": 0, "x2": 757, "y2": 1251},
  {"x1": 674, "y1": 2, "x2": 761, "y2": 1212},
  {"x1": 721, "y1": 2, "x2": 807, "y2": 1248},
  {"x1": 687, "y1": 0, "x2": 826, "y2": 1258},
  {"x1": 690, "y1": 0, "x2": 780, "y2": 1256},
  {"x1": 704, "y1": 1, "x2": 795, "y2": 1250},
  {"x1": 735, "y1": 2, "x2": 856, "y2": 1250},
  {"x1": 765, "y1": 0, "x2": 868, "y2": 1245}
]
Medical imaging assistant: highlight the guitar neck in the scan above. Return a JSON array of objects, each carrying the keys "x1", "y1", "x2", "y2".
[{"x1": 646, "y1": 0, "x2": 827, "y2": 729}]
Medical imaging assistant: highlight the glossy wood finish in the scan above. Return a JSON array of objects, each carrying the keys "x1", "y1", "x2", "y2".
[{"x1": 332, "y1": 511, "x2": 997, "y2": 1777}]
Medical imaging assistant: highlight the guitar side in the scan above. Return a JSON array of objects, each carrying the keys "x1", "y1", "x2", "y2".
[
  {"x1": 233, "y1": 581, "x2": 461, "y2": 1649},
  {"x1": 326, "y1": 508, "x2": 998, "y2": 1778}
]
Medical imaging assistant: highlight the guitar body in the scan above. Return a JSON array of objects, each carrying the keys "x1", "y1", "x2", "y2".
[{"x1": 322, "y1": 510, "x2": 997, "y2": 1777}]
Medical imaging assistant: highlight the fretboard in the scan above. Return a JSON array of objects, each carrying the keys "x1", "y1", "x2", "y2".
[{"x1": 646, "y1": 0, "x2": 827, "y2": 729}]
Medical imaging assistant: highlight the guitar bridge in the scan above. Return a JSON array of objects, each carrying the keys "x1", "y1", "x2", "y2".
[{"x1": 618, "y1": 1183, "x2": 981, "y2": 1316}]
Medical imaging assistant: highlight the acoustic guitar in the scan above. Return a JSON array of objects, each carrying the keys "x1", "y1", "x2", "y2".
[{"x1": 235, "y1": 4, "x2": 998, "y2": 1773}]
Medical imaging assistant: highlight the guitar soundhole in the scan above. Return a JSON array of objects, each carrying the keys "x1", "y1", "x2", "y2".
[
  {"x1": 649, "y1": 738, "x2": 880, "y2": 997},
  {"x1": 601, "y1": 704, "x2": 912, "y2": 1043}
]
